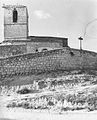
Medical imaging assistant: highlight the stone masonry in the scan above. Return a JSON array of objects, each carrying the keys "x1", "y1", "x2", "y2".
[
  {"x1": 0, "y1": 48, "x2": 97, "y2": 79},
  {"x1": 3, "y1": 5, "x2": 28, "y2": 41}
]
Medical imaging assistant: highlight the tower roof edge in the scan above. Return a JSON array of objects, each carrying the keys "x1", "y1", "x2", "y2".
[{"x1": 2, "y1": 4, "x2": 26, "y2": 8}]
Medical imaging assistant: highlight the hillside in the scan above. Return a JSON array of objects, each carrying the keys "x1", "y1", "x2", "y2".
[
  {"x1": 1, "y1": 70, "x2": 97, "y2": 113},
  {"x1": 1, "y1": 48, "x2": 97, "y2": 81},
  {"x1": 1, "y1": 69, "x2": 97, "y2": 85}
]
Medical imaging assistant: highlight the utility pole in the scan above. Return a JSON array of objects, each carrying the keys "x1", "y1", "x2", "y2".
[{"x1": 78, "y1": 37, "x2": 83, "y2": 50}]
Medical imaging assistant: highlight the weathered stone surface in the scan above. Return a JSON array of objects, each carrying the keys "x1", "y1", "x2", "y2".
[
  {"x1": 3, "y1": 5, "x2": 28, "y2": 41},
  {"x1": 0, "y1": 48, "x2": 97, "y2": 79},
  {"x1": 0, "y1": 44, "x2": 27, "y2": 57}
]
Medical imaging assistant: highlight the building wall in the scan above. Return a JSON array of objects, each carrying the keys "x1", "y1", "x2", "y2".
[
  {"x1": 3, "y1": 37, "x2": 68, "y2": 54},
  {"x1": 0, "y1": 48, "x2": 97, "y2": 79},
  {"x1": 26, "y1": 36, "x2": 68, "y2": 53},
  {"x1": 27, "y1": 41, "x2": 63, "y2": 53},
  {"x1": 0, "y1": 36, "x2": 68, "y2": 57},
  {"x1": 3, "y1": 5, "x2": 28, "y2": 41}
]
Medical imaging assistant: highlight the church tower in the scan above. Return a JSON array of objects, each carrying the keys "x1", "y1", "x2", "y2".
[{"x1": 3, "y1": 5, "x2": 28, "y2": 42}]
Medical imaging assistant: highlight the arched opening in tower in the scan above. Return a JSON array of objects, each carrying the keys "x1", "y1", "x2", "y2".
[{"x1": 13, "y1": 8, "x2": 18, "y2": 23}]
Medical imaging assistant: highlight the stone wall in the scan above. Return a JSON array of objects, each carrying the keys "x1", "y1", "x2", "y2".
[
  {"x1": 27, "y1": 41, "x2": 63, "y2": 53},
  {"x1": 0, "y1": 44, "x2": 27, "y2": 58},
  {"x1": 0, "y1": 47, "x2": 97, "y2": 79},
  {"x1": 27, "y1": 36, "x2": 68, "y2": 53},
  {"x1": 4, "y1": 36, "x2": 68, "y2": 54}
]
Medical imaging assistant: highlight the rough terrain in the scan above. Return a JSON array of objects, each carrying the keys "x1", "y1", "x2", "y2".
[{"x1": 1, "y1": 70, "x2": 97, "y2": 120}]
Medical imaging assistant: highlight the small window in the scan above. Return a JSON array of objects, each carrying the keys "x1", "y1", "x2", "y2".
[{"x1": 13, "y1": 8, "x2": 18, "y2": 22}]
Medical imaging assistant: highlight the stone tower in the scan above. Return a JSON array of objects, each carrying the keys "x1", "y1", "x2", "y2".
[{"x1": 3, "y1": 5, "x2": 28, "y2": 42}]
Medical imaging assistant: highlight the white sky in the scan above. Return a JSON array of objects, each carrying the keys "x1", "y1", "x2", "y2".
[{"x1": 0, "y1": 0, "x2": 97, "y2": 51}]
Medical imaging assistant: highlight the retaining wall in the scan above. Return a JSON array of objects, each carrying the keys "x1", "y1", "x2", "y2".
[
  {"x1": 0, "y1": 44, "x2": 27, "y2": 58},
  {"x1": 0, "y1": 47, "x2": 97, "y2": 79}
]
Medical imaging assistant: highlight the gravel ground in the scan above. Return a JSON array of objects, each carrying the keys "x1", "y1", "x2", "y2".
[{"x1": 0, "y1": 107, "x2": 97, "y2": 120}]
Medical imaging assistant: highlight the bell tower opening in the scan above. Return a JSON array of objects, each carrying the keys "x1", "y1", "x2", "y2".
[{"x1": 13, "y1": 8, "x2": 18, "y2": 23}]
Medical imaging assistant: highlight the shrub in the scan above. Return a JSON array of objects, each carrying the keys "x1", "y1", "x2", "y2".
[
  {"x1": 48, "y1": 101, "x2": 54, "y2": 106},
  {"x1": 22, "y1": 102, "x2": 29, "y2": 109},
  {"x1": 7, "y1": 102, "x2": 17, "y2": 108},
  {"x1": 17, "y1": 87, "x2": 31, "y2": 94},
  {"x1": 38, "y1": 81, "x2": 47, "y2": 89}
]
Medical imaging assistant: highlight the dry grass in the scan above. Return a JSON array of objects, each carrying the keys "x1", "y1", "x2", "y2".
[{"x1": 1, "y1": 70, "x2": 97, "y2": 112}]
